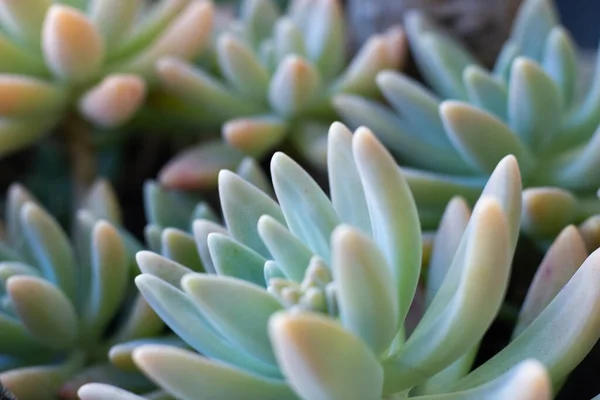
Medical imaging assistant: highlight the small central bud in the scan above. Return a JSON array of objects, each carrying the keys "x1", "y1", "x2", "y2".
[{"x1": 267, "y1": 256, "x2": 337, "y2": 315}]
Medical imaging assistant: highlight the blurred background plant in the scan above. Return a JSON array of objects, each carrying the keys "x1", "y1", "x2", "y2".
[
  {"x1": 0, "y1": 0, "x2": 214, "y2": 228},
  {"x1": 334, "y1": 0, "x2": 600, "y2": 246},
  {"x1": 153, "y1": 0, "x2": 406, "y2": 193},
  {"x1": 0, "y1": 181, "x2": 171, "y2": 399}
]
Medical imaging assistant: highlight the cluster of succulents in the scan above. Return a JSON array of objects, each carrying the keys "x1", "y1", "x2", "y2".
[
  {"x1": 0, "y1": 0, "x2": 215, "y2": 157},
  {"x1": 72, "y1": 123, "x2": 600, "y2": 400},
  {"x1": 0, "y1": 0, "x2": 599, "y2": 398},
  {"x1": 334, "y1": 0, "x2": 600, "y2": 242},
  {"x1": 0, "y1": 180, "x2": 170, "y2": 399},
  {"x1": 155, "y1": 0, "x2": 407, "y2": 190}
]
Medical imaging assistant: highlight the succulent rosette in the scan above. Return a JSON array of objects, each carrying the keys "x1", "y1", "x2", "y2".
[
  {"x1": 0, "y1": 0, "x2": 213, "y2": 156},
  {"x1": 0, "y1": 181, "x2": 169, "y2": 399},
  {"x1": 155, "y1": 0, "x2": 406, "y2": 190},
  {"x1": 334, "y1": 0, "x2": 600, "y2": 242},
  {"x1": 77, "y1": 122, "x2": 600, "y2": 400}
]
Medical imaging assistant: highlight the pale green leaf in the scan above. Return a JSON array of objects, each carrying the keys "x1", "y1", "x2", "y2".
[
  {"x1": 133, "y1": 345, "x2": 294, "y2": 400},
  {"x1": 271, "y1": 152, "x2": 340, "y2": 263},
  {"x1": 269, "y1": 311, "x2": 383, "y2": 400},
  {"x1": 183, "y1": 274, "x2": 282, "y2": 365},
  {"x1": 353, "y1": 127, "x2": 422, "y2": 324},
  {"x1": 332, "y1": 226, "x2": 398, "y2": 356}
]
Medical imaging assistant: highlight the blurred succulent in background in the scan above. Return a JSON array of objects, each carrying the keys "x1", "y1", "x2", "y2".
[
  {"x1": 77, "y1": 122, "x2": 600, "y2": 399},
  {"x1": 345, "y1": 0, "x2": 523, "y2": 66},
  {"x1": 0, "y1": 0, "x2": 214, "y2": 198},
  {"x1": 0, "y1": 181, "x2": 168, "y2": 399},
  {"x1": 334, "y1": 0, "x2": 600, "y2": 241},
  {"x1": 155, "y1": 0, "x2": 406, "y2": 190}
]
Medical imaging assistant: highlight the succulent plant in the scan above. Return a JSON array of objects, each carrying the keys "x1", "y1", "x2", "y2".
[
  {"x1": 155, "y1": 0, "x2": 406, "y2": 190},
  {"x1": 0, "y1": 180, "x2": 168, "y2": 399},
  {"x1": 142, "y1": 157, "x2": 271, "y2": 265},
  {"x1": 334, "y1": 0, "x2": 600, "y2": 241},
  {"x1": 76, "y1": 122, "x2": 600, "y2": 399},
  {"x1": 0, "y1": 0, "x2": 214, "y2": 157}
]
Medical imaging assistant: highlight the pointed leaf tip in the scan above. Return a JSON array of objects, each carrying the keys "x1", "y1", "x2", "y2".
[
  {"x1": 441, "y1": 101, "x2": 533, "y2": 175},
  {"x1": 269, "y1": 55, "x2": 321, "y2": 117},
  {"x1": 332, "y1": 225, "x2": 398, "y2": 356},
  {"x1": 269, "y1": 311, "x2": 384, "y2": 400},
  {"x1": 79, "y1": 74, "x2": 147, "y2": 128},
  {"x1": 352, "y1": 125, "x2": 422, "y2": 324},
  {"x1": 7, "y1": 275, "x2": 78, "y2": 350},
  {"x1": 42, "y1": 4, "x2": 104, "y2": 83}
]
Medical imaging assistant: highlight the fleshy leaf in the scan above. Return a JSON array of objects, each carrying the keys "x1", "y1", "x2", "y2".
[
  {"x1": 159, "y1": 141, "x2": 245, "y2": 191},
  {"x1": 335, "y1": 30, "x2": 406, "y2": 97},
  {"x1": 133, "y1": 345, "x2": 294, "y2": 400},
  {"x1": 509, "y1": 0, "x2": 558, "y2": 61},
  {"x1": 273, "y1": 18, "x2": 306, "y2": 63},
  {"x1": 353, "y1": 127, "x2": 422, "y2": 324},
  {"x1": 20, "y1": 202, "x2": 76, "y2": 301},
  {"x1": 135, "y1": 274, "x2": 280, "y2": 377},
  {"x1": 327, "y1": 122, "x2": 371, "y2": 235},
  {"x1": 271, "y1": 152, "x2": 340, "y2": 263},
  {"x1": 257, "y1": 215, "x2": 312, "y2": 283},
  {"x1": 7, "y1": 276, "x2": 78, "y2": 350},
  {"x1": 507, "y1": 57, "x2": 562, "y2": 148},
  {"x1": 183, "y1": 274, "x2": 282, "y2": 365},
  {"x1": 441, "y1": 101, "x2": 534, "y2": 175},
  {"x1": 80, "y1": 221, "x2": 128, "y2": 341},
  {"x1": 136, "y1": 251, "x2": 193, "y2": 289},
  {"x1": 143, "y1": 180, "x2": 202, "y2": 230},
  {"x1": 79, "y1": 74, "x2": 146, "y2": 128},
  {"x1": 115, "y1": 1, "x2": 214, "y2": 80},
  {"x1": 383, "y1": 198, "x2": 510, "y2": 394},
  {"x1": 479, "y1": 155, "x2": 522, "y2": 251},
  {"x1": 42, "y1": 5, "x2": 104, "y2": 83},
  {"x1": 303, "y1": 0, "x2": 344, "y2": 81},
  {"x1": 223, "y1": 116, "x2": 288, "y2": 158},
  {"x1": 218, "y1": 33, "x2": 269, "y2": 100},
  {"x1": 241, "y1": 0, "x2": 280, "y2": 46},
  {"x1": 89, "y1": 0, "x2": 140, "y2": 48},
  {"x1": 514, "y1": 226, "x2": 588, "y2": 337},
  {"x1": 268, "y1": 56, "x2": 320, "y2": 117},
  {"x1": 207, "y1": 233, "x2": 267, "y2": 287},
  {"x1": 425, "y1": 197, "x2": 471, "y2": 305},
  {"x1": 161, "y1": 228, "x2": 204, "y2": 272},
  {"x1": 156, "y1": 57, "x2": 260, "y2": 121},
  {"x1": 521, "y1": 188, "x2": 577, "y2": 239},
  {"x1": 542, "y1": 27, "x2": 577, "y2": 106},
  {"x1": 219, "y1": 170, "x2": 285, "y2": 257},
  {"x1": 192, "y1": 220, "x2": 228, "y2": 275},
  {"x1": 463, "y1": 66, "x2": 508, "y2": 121},
  {"x1": 83, "y1": 179, "x2": 122, "y2": 225},
  {"x1": 1, "y1": 353, "x2": 84, "y2": 399},
  {"x1": 332, "y1": 226, "x2": 398, "y2": 356},
  {"x1": 376, "y1": 71, "x2": 449, "y2": 147},
  {"x1": 109, "y1": 335, "x2": 187, "y2": 372},
  {"x1": 235, "y1": 158, "x2": 274, "y2": 197},
  {"x1": 269, "y1": 311, "x2": 383, "y2": 400},
  {"x1": 452, "y1": 247, "x2": 600, "y2": 390},
  {"x1": 333, "y1": 95, "x2": 472, "y2": 175},
  {"x1": 0, "y1": 76, "x2": 66, "y2": 118},
  {"x1": 0, "y1": 0, "x2": 49, "y2": 47},
  {"x1": 413, "y1": 360, "x2": 551, "y2": 400},
  {"x1": 78, "y1": 383, "x2": 146, "y2": 400}
]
